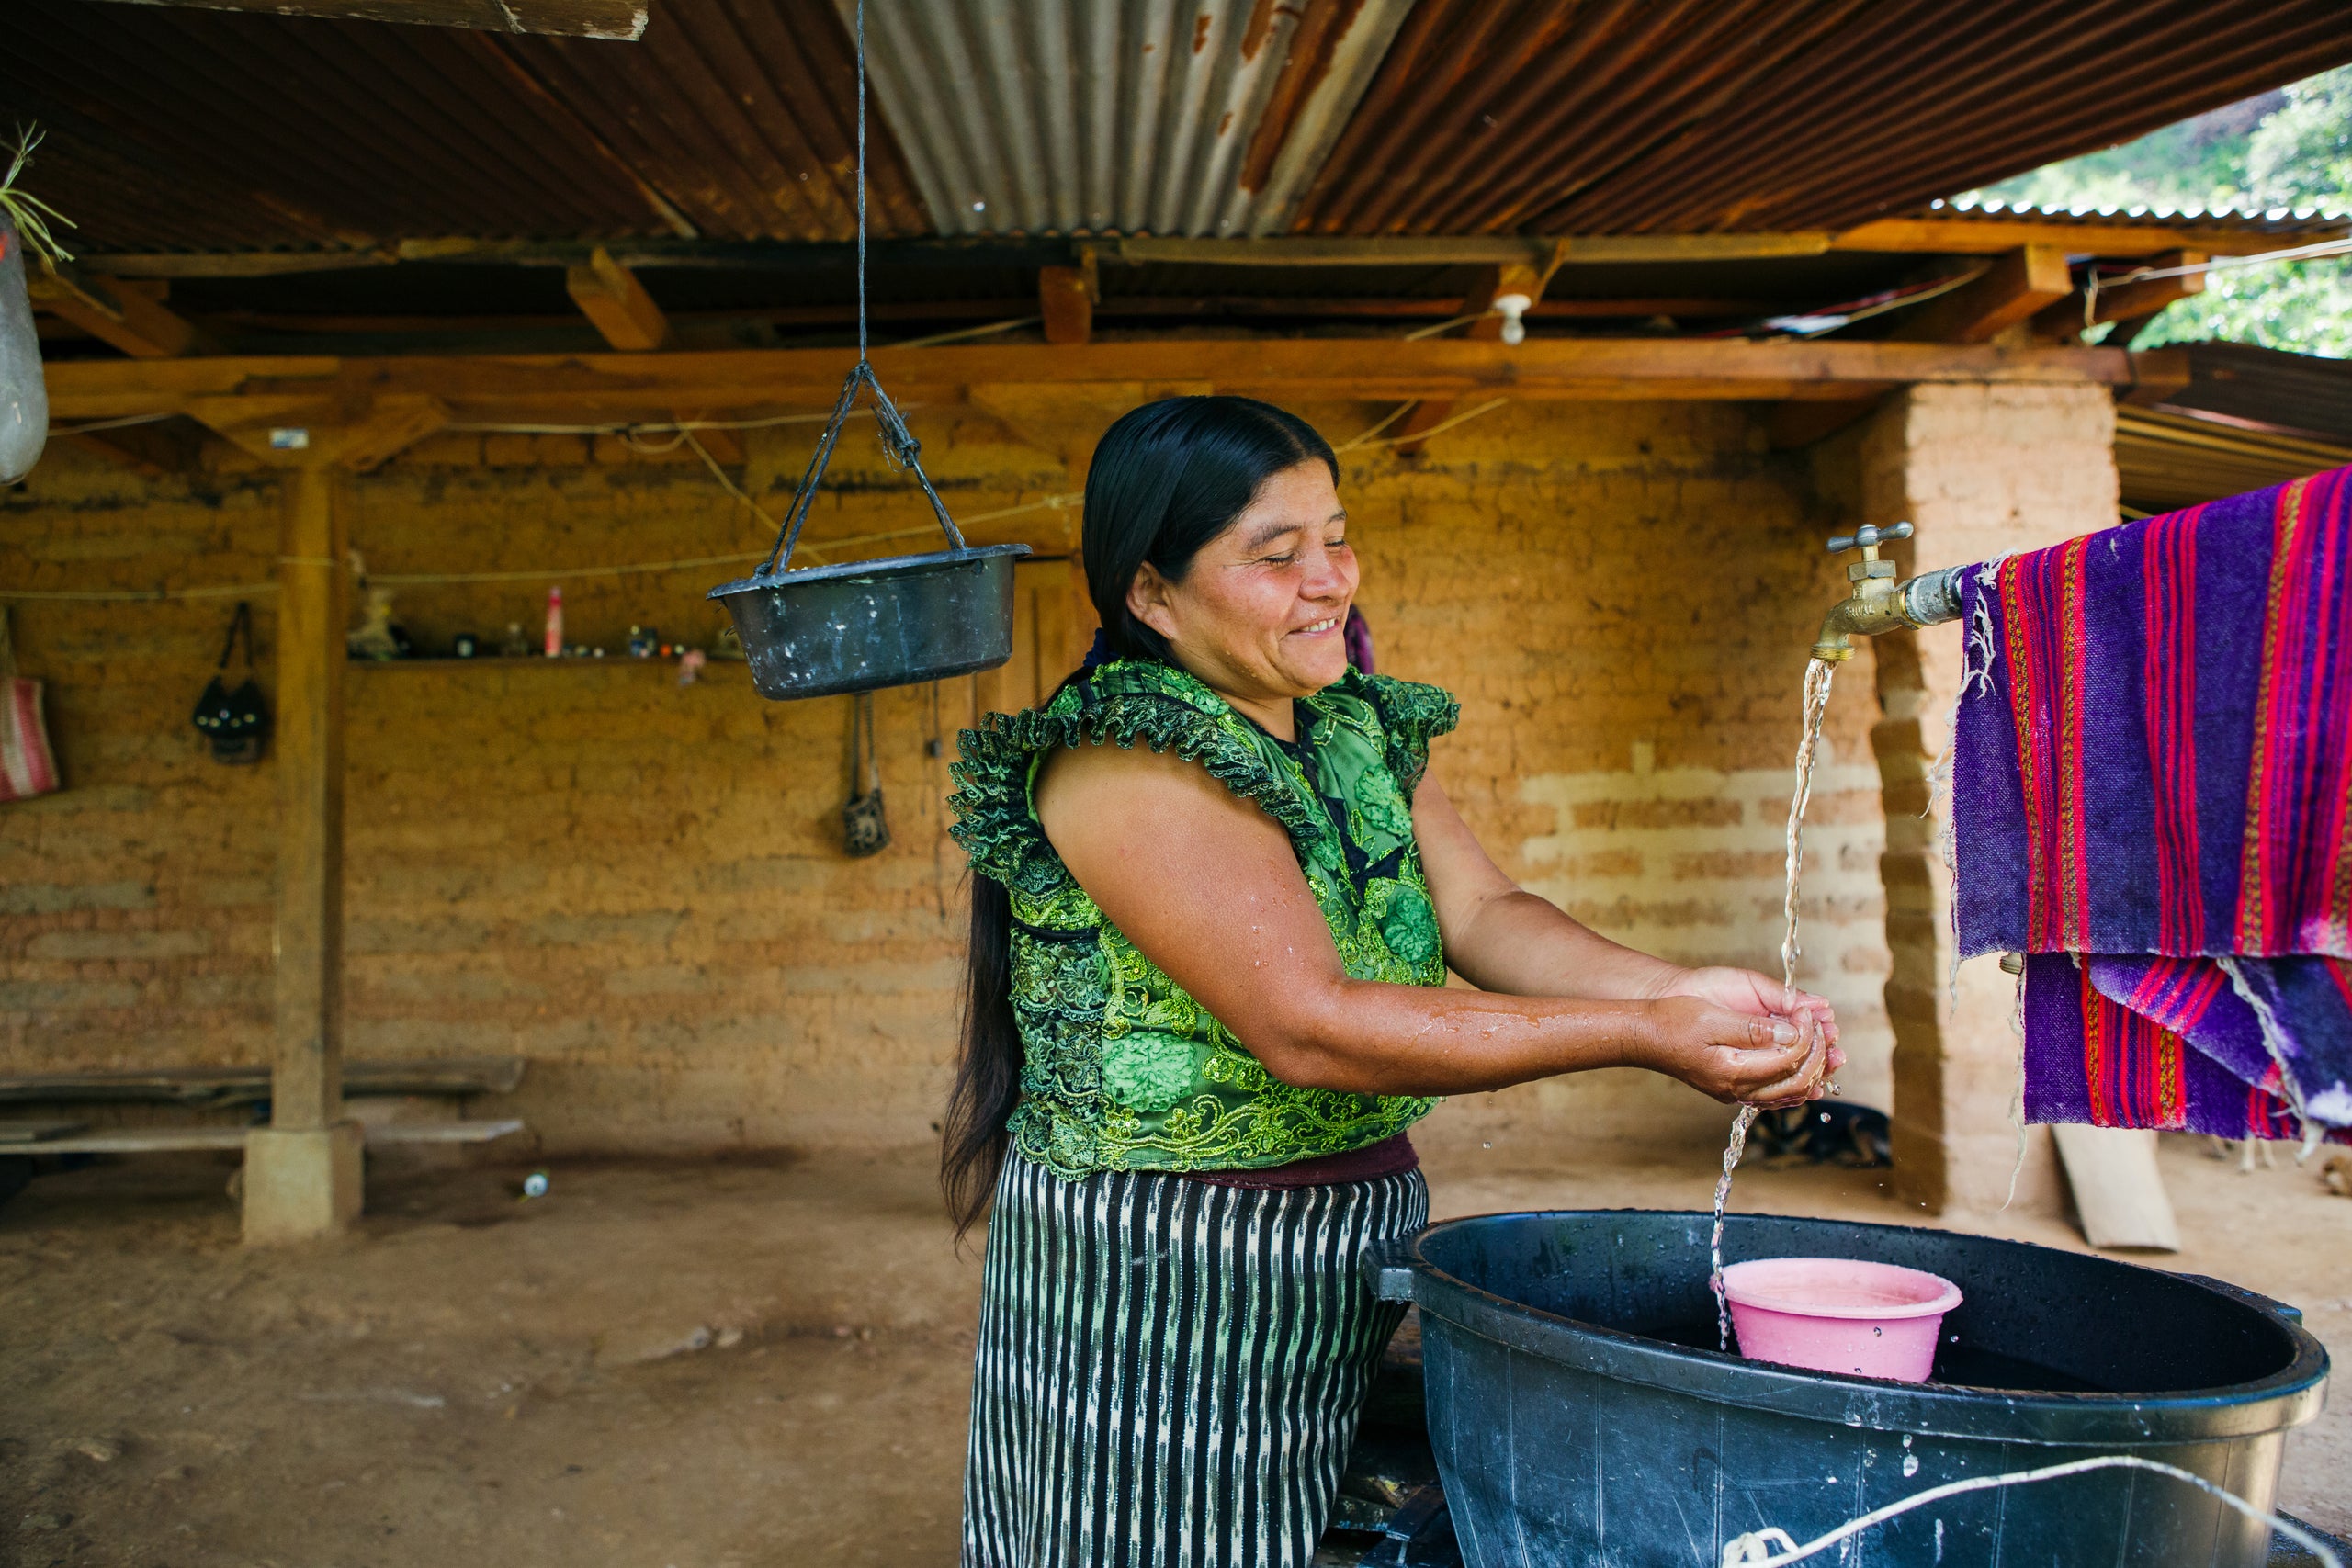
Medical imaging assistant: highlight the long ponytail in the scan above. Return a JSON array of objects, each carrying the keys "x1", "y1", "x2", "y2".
[{"x1": 942, "y1": 874, "x2": 1019, "y2": 1240}]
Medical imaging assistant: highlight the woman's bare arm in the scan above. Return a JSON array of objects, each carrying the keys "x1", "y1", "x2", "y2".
[
  {"x1": 1411, "y1": 772, "x2": 1841, "y2": 1049},
  {"x1": 1032, "y1": 743, "x2": 1828, "y2": 1105}
]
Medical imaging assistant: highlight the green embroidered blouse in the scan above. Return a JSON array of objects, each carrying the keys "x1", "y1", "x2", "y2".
[{"x1": 947, "y1": 658, "x2": 1460, "y2": 1179}]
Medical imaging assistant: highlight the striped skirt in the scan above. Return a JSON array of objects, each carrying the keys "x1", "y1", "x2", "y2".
[{"x1": 961, "y1": 1152, "x2": 1428, "y2": 1568}]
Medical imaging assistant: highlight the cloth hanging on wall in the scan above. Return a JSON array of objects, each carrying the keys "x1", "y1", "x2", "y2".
[
  {"x1": 1952, "y1": 465, "x2": 2352, "y2": 1143},
  {"x1": 0, "y1": 606, "x2": 61, "y2": 803}
]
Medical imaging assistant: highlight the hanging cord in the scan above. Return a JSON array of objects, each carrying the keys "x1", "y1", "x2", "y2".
[
  {"x1": 215, "y1": 599, "x2": 256, "y2": 671},
  {"x1": 1722, "y1": 1454, "x2": 2342, "y2": 1567},
  {"x1": 856, "y1": 0, "x2": 868, "y2": 366}
]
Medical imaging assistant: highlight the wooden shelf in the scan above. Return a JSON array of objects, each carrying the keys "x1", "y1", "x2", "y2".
[{"x1": 350, "y1": 656, "x2": 741, "y2": 669}]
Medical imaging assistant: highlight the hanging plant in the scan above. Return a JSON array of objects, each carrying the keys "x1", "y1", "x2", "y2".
[{"x1": 1, "y1": 125, "x2": 75, "y2": 486}]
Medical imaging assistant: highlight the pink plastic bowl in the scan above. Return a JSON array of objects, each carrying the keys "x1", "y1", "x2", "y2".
[{"x1": 1721, "y1": 1257, "x2": 1963, "y2": 1382}]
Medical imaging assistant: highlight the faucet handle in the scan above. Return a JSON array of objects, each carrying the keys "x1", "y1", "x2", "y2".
[{"x1": 1826, "y1": 521, "x2": 1914, "y2": 555}]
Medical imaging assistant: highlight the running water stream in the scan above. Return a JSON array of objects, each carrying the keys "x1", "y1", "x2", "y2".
[{"x1": 1711, "y1": 656, "x2": 1838, "y2": 1351}]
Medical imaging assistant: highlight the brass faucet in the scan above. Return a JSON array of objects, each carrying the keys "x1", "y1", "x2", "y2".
[{"x1": 1810, "y1": 521, "x2": 1965, "y2": 663}]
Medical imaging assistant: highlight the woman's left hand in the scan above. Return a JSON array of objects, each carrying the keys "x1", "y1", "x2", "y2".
[{"x1": 1655, "y1": 966, "x2": 1844, "y2": 1083}]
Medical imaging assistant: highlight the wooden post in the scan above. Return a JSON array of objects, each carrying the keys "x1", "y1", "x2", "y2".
[{"x1": 243, "y1": 462, "x2": 363, "y2": 1243}]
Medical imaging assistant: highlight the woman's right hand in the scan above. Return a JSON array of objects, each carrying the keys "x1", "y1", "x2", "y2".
[{"x1": 1639, "y1": 998, "x2": 1834, "y2": 1107}]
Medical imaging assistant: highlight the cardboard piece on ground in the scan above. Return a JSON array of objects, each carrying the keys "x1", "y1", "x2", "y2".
[{"x1": 2052, "y1": 1123, "x2": 2181, "y2": 1251}]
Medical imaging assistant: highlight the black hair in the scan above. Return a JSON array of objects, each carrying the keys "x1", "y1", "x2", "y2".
[{"x1": 941, "y1": 396, "x2": 1339, "y2": 1238}]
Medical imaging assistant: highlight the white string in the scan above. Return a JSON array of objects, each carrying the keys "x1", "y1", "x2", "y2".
[{"x1": 1722, "y1": 1454, "x2": 2343, "y2": 1567}]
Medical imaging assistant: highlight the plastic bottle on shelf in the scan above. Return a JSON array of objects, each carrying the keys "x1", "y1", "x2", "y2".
[
  {"x1": 545, "y1": 586, "x2": 563, "y2": 658},
  {"x1": 502, "y1": 622, "x2": 529, "y2": 659}
]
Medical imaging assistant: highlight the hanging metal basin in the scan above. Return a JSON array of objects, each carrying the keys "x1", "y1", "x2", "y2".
[{"x1": 708, "y1": 543, "x2": 1032, "y2": 700}]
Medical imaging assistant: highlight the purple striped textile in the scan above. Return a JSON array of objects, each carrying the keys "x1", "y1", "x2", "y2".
[{"x1": 1956, "y1": 467, "x2": 2352, "y2": 1139}]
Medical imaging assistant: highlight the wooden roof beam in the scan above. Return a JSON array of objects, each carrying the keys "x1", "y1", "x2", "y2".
[
  {"x1": 2032, "y1": 251, "x2": 2207, "y2": 344},
  {"x1": 43, "y1": 340, "x2": 2143, "y2": 428},
  {"x1": 1832, "y1": 218, "x2": 2327, "y2": 260},
  {"x1": 565, "y1": 247, "x2": 672, "y2": 353},
  {"x1": 1396, "y1": 260, "x2": 1555, "y2": 456},
  {"x1": 79, "y1": 0, "x2": 648, "y2": 39},
  {"x1": 1893, "y1": 246, "x2": 2075, "y2": 344},
  {"x1": 27, "y1": 267, "x2": 204, "y2": 359}
]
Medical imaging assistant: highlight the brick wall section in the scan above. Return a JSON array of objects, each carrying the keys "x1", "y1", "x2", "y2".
[
  {"x1": 1821, "y1": 384, "x2": 2120, "y2": 1215},
  {"x1": 2, "y1": 400, "x2": 1885, "y2": 1159}
]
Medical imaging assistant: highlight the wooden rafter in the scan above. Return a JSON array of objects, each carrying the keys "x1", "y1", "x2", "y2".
[
  {"x1": 1893, "y1": 246, "x2": 2075, "y2": 344},
  {"x1": 43, "y1": 339, "x2": 2143, "y2": 431},
  {"x1": 566, "y1": 247, "x2": 673, "y2": 352},
  {"x1": 26, "y1": 267, "x2": 203, "y2": 359}
]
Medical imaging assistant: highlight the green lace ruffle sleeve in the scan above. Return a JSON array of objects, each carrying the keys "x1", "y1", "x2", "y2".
[{"x1": 944, "y1": 659, "x2": 1456, "y2": 1178}]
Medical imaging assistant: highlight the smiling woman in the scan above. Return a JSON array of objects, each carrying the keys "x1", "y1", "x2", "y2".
[{"x1": 941, "y1": 396, "x2": 1840, "y2": 1568}]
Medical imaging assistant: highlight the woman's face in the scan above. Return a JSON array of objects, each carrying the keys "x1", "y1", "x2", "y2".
[{"x1": 1128, "y1": 458, "x2": 1357, "y2": 707}]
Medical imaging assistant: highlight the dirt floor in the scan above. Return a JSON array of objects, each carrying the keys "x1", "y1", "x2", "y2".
[{"x1": 2, "y1": 1134, "x2": 2346, "y2": 1567}]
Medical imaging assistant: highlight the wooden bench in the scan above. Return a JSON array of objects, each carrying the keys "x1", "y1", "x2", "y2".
[
  {"x1": 0, "y1": 1057, "x2": 529, "y2": 1163},
  {"x1": 0, "y1": 1055, "x2": 526, "y2": 1109}
]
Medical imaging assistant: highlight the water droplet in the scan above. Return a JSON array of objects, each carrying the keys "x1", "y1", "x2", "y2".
[{"x1": 1903, "y1": 1454, "x2": 1920, "y2": 1478}]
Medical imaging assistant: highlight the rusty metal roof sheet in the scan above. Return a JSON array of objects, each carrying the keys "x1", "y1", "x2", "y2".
[
  {"x1": 7, "y1": 0, "x2": 2351, "y2": 260},
  {"x1": 3, "y1": 0, "x2": 926, "y2": 251},
  {"x1": 842, "y1": 0, "x2": 1415, "y2": 238},
  {"x1": 1287, "y1": 0, "x2": 2352, "y2": 236}
]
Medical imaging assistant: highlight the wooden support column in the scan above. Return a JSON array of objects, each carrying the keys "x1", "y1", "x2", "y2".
[{"x1": 243, "y1": 463, "x2": 363, "y2": 1244}]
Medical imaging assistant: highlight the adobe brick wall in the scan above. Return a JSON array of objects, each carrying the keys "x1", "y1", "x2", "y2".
[
  {"x1": 1, "y1": 399, "x2": 1889, "y2": 1160},
  {"x1": 1819, "y1": 384, "x2": 2120, "y2": 1215}
]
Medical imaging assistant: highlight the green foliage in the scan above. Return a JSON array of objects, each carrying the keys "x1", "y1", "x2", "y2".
[{"x1": 1959, "y1": 67, "x2": 2352, "y2": 357}]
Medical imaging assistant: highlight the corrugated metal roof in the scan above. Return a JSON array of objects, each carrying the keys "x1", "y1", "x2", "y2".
[
  {"x1": 2, "y1": 0, "x2": 927, "y2": 250},
  {"x1": 842, "y1": 0, "x2": 1414, "y2": 238},
  {"x1": 1939, "y1": 199, "x2": 2350, "y2": 231},
  {"x1": 7, "y1": 0, "x2": 2350, "y2": 258},
  {"x1": 1287, "y1": 0, "x2": 2352, "y2": 235}
]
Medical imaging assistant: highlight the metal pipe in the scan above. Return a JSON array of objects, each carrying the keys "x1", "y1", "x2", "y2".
[{"x1": 1808, "y1": 522, "x2": 1965, "y2": 664}]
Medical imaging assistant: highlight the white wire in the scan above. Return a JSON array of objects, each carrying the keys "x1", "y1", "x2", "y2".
[{"x1": 1721, "y1": 1454, "x2": 2343, "y2": 1568}]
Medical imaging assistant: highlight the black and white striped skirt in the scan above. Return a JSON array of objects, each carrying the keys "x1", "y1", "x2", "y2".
[{"x1": 961, "y1": 1152, "x2": 1428, "y2": 1568}]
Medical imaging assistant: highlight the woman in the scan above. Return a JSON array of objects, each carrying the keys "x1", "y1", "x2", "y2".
[{"x1": 945, "y1": 397, "x2": 1838, "y2": 1568}]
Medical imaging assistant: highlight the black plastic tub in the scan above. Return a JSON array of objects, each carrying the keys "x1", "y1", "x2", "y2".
[{"x1": 1367, "y1": 1211, "x2": 2329, "y2": 1568}]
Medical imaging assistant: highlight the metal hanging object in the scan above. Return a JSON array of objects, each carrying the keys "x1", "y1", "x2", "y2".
[
  {"x1": 707, "y1": 363, "x2": 1027, "y2": 700},
  {"x1": 706, "y1": 0, "x2": 1028, "y2": 701}
]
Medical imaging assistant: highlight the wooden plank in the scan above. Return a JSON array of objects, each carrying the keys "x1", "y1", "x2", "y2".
[
  {"x1": 1893, "y1": 247, "x2": 2074, "y2": 344},
  {"x1": 17, "y1": 1119, "x2": 526, "y2": 1156},
  {"x1": 1833, "y1": 217, "x2": 2328, "y2": 260},
  {"x1": 43, "y1": 340, "x2": 2134, "y2": 424},
  {"x1": 0, "y1": 1056, "x2": 527, "y2": 1105},
  {"x1": 80, "y1": 0, "x2": 647, "y2": 38},
  {"x1": 1038, "y1": 265, "x2": 1093, "y2": 346},
  {"x1": 1099, "y1": 234, "x2": 1826, "y2": 267},
  {"x1": 567, "y1": 247, "x2": 673, "y2": 352},
  {"x1": 0, "y1": 1121, "x2": 87, "y2": 1145},
  {"x1": 26, "y1": 266, "x2": 201, "y2": 358},
  {"x1": 2033, "y1": 251, "x2": 2206, "y2": 341},
  {"x1": 2052, "y1": 1124, "x2": 2180, "y2": 1251},
  {"x1": 272, "y1": 466, "x2": 349, "y2": 1134}
]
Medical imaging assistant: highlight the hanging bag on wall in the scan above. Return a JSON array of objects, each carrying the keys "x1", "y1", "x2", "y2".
[
  {"x1": 192, "y1": 601, "x2": 269, "y2": 765},
  {"x1": 0, "y1": 607, "x2": 61, "y2": 803},
  {"x1": 842, "y1": 691, "x2": 890, "y2": 858}
]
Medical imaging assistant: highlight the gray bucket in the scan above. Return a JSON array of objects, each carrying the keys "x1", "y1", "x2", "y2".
[
  {"x1": 709, "y1": 543, "x2": 1028, "y2": 700},
  {"x1": 709, "y1": 359, "x2": 1030, "y2": 700}
]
